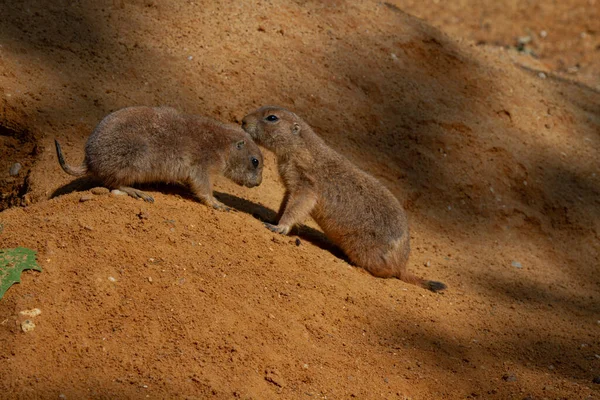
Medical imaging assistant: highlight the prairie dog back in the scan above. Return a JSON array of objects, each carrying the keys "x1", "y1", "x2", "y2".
[
  {"x1": 55, "y1": 106, "x2": 263, "y2": 208},
  {"x1": 242, "y1": 105, "x2": 445, "y2": 292}
]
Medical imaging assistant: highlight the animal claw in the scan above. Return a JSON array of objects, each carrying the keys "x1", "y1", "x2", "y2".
[
  {"x1": 211, "y1": 201, "x2": 231, "y2": 211},
  {"x1": 264, "y1": 223, "x2": 289, "y2": 235}
]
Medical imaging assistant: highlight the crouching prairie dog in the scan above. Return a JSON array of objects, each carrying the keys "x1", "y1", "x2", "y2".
[
  {"x1": 242, "y1": 106, "x2": 446, "y2": 292},
  {"x1": 55, "y1": 106, "x2": 263, "y2": 208}
]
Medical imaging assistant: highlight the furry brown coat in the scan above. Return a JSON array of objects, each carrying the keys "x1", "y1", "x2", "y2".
[
  {"x1": 55, "y1": 106, "x2": 263, "y2": 208},
  {"x1": 242, "y1": 106, "x2": 445, "y2": 292}
]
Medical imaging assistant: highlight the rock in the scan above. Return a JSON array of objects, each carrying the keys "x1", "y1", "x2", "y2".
[
  {"x1": 593, "y1": 376, "x2": 600, "y2": 384},
  {"x1": 295, "y1": 238, "x2": 301, "y2": 246},
  {"x1": 90, "y1": 187, "x2": 110, "y2": 195},
  {"x1": 511, "y1": 261, "x2": 522, "y2": 269},
  {"x1": 518, "y1": 35, "x2": 532, "y2": 45},
  {"x1": 264, "y1": 368, "x2": 285, "y2": 388},
  {"x1": 19, "y1": 308, "x2": 41, "y2": 318},
  {"x1": 502, "y1": 374, "x2": 517, "y2": 382},
  {"x1": 111, "y1": 189, "x2": 127, "y2": 196},
  {"x1": 79, "y1": 194, "x2": 94, "y2": 202},
  {"x1": 9, "y1": 163, "x2": 21, "y2": 176},
  {"x1": 21, "y1": 319, "x2": 35, "y2": 332},
  {"x1": 21, "y1": 194, "x2": 32, "y2": 206}
]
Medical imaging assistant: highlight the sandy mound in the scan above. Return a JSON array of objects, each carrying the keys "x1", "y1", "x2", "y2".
[{"x1": 1, "y1": 1, "x2": 598, "y2": 398}]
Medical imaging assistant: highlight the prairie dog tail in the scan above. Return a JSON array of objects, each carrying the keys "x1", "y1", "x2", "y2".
[
  {"x1": 397, "y1": 270, "x2": 447, "y2": 293},
  {"x1": 54, "y1": 139, "x2": 87, "y2": 177}
]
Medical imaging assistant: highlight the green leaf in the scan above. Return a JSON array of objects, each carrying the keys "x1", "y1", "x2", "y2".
[{"x1": 0, "y1": 247, "x2": 42, "y2": 300}]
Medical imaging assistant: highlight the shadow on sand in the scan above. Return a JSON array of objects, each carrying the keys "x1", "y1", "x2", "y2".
[{"x1": 51, "y1": 178, "x2": 346, "y2": 261}]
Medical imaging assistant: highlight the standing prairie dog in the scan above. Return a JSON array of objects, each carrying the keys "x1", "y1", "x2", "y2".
[
  {"x1": 242, "y1": 106, "x2": 446, "y2": 292},
  {"x1": 55, "y1": 106, "x2": 263, "y2": 208}
]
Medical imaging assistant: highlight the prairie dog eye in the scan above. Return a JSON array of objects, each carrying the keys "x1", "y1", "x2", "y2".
[
  {"x1": 251, "y1": 157, "x2": 259, "y2": 168},
  {"x1": 265, "y1": 115, "x2": 279, "y2": 122}
]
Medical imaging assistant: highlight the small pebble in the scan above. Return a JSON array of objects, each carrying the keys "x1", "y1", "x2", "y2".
[
  {"x1": 111, "y1": 189, "x2": 127, "y2": 196},
  {"x1": 592, "y1": 376, "x2": 600, "y2": 384},
  {"x1": 511, "y1": 261, "x2": 522, "y2": 269},
  {"x1": 19, "y1": 308, "x2": 41, "y2": 318},
  {"x1": 21, "y1": 319, "x2": 35, "y2": 332},
  {"x1": 538, "y1": 72, "x2": 547, "y2": 79},
  {"x1": 80, "y1": 194, "x2": 94, "y2": 202},
  {"x1": 108, "y1": 276, "x2": 116, "y2": 282},
  {"x1": 21, "y1": 194, "x2": 32, "y2": 206},
  {"x1": 9, "y1": 162, "x2": 21, "y2": 176},
  {"x1": 264, "y1": 368, "x2": 285, "y2": 388},
  {"x1": 518, "y1": 36, "x2": 532, "y2": 45},
  {"x1": 295, "y1": 238, "x2": 301, "y2": 246},
  {"x1": 502, "y1": 374, "x2": 517, "y2": 382},
  {"x1": 91, "y1": 187, "x2": 110, "y2": 195}
]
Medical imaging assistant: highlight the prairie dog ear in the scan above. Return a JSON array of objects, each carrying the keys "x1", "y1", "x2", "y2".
[
  {"x1": 236, "y1": 140, "x2": 246, "y2": 149},
  {"x1": 291, "y1": 122, "x2": 301, "y2": 135}
]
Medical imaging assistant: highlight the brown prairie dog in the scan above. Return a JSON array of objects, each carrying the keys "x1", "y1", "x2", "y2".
[
  {"x1": 242, "y1": 106, "x2": 446, "y2": 292},
  {"x1": 55, "y1": 106, "x2": 263, "y2": 208}
]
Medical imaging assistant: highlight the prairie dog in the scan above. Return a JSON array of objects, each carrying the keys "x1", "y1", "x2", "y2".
[
  {"x1": 242, "y1": 106, "x2": 446, "y2": 292},
  {"x1": 55, "y1": 106, "x2": 263, "y2": 208}
]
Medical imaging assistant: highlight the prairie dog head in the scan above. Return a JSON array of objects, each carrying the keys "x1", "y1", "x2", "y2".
[
  {"x1": 224, "y1": 131, "x2": 263, "y2": 188},
  {"x1": 241, "y1": 106, "x2": 306, "y2": 153}
]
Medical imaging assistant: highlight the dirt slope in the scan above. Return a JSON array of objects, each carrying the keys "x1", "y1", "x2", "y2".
[{"x1": 1, "y1": 1, "x2": 599, "y2": 399}]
